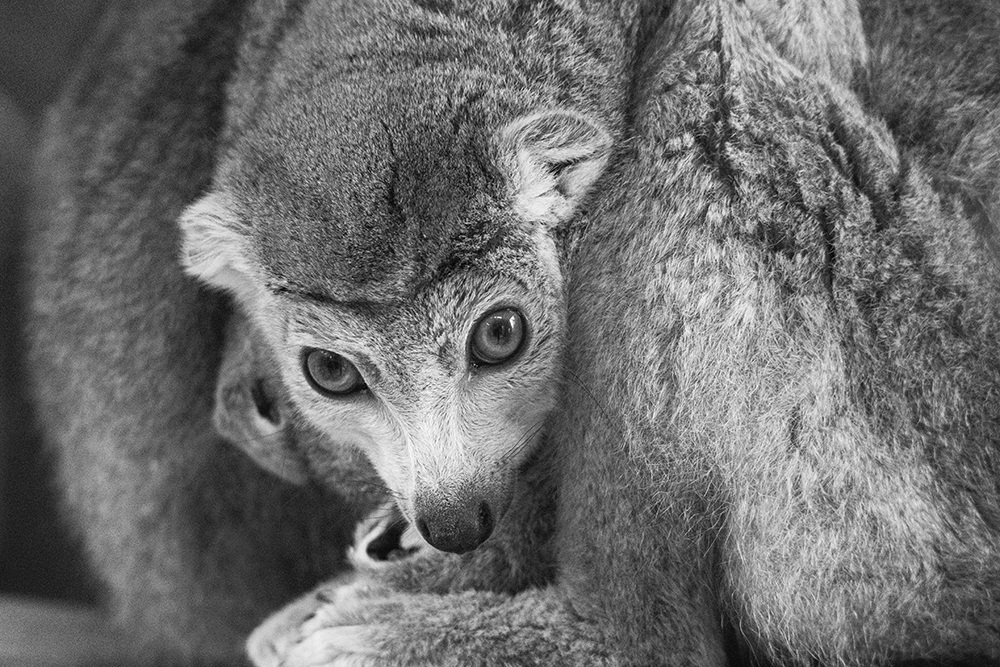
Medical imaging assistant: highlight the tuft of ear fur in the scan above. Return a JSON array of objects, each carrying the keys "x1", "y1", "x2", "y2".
[
  {"x1": 501, "y1": 110, "x2": 612, "y2": 226},
  {"x1": 178, "y1": 191, "x2": 257, "y2": 298}
]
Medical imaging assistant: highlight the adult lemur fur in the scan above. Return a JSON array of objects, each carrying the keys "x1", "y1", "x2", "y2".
[
  {"x1": 25, "y1": 0, "x2": 668, "y2": 662},
  {"x1": 26, "y1": 0, "x2": 1000, "y2": 665},
  {"x1": 244, "y1": 0, "x2": 1000, "y2": 665}
]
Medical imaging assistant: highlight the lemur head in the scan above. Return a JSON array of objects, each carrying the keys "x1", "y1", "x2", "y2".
[{"x1": 180, "y1": 70, "x2": 611, "y2": 554}]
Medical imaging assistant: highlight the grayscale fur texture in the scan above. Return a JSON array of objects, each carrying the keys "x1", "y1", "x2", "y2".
[
  {"x1": 246, "y1": 0, "x2": 1000, "y2": 665},
  {"x1": 25, "y1": 0, "x2": 1000, "y2": 665},
  {"x1": 24, "y1": 0, "x2": 381, "y2": 663},
  {"x1": 173, "y1": 0, "x2": 678, "y2": 562},
  {"x1": 24, "y1": 0, "x2": 663, "y2": 663}
]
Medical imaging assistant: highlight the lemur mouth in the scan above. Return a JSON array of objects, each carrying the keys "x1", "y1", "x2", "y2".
[
  {"x1": 350, "y1": 502, "x2": 426, "y2": 566},
  {"x1": 365, "y1": 518, "x2": 417, "y2": 561}
]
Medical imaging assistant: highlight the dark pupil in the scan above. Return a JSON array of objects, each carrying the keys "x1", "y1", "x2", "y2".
[
  {"x1": 316, "y1": 354, "x2": 345, "y2": 383},
  {"x1": 488, "y1": 319, "x2": 513, "y2": 346},
  {"x1": 307, "y1": 350, "x2": 359, "y2": 394}
]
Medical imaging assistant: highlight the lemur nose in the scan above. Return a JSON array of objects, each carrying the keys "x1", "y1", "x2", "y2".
[{"x1": 413, "y1": 491, "x2": 496, "y2": 554}]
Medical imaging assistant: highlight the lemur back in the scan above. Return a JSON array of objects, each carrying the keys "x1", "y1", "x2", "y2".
[{"x1": 562, "y1": 0, "x2": 1000, "y2": 662}]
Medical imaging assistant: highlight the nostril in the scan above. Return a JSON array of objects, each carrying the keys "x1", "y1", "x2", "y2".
[
  {"x1": 477, "y1": 500, "x2": 494, "y2": 539},
  {"x1": 412, "y1": 493, "x2": 502, "y2": 554},
  {"x1": 416, "y1": 518, "x2": 431, "y2": 542}
]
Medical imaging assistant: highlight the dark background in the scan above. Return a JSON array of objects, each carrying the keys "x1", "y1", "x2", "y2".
[{"x1": 1, "y1": 0, "x2": 110, "y2": 602}]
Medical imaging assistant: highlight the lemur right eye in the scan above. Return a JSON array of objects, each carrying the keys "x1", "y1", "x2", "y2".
[
  {"x1": 469, "y1": 307, "x2": 527, "y2": 366},
  {"x1": 302, "y1": 348, "x2": 366, "y2": 396}
]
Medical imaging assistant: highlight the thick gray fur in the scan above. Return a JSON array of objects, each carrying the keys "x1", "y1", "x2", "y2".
[
  {"x1": 23, "y1": 0, "x2": 661, "y2": 662},
  {"x1": 24, "y1": 0, "x2": 384, "y2": 662},
  {"x1": 25, "y1": 0, "x2": 1000, "y2": 666},
  {"x1": 249, "y1": 0, "x2": 1000, "y2": 665},
  {"x1": 199, "y1": 0, "x2": 667, "y2": 300}
]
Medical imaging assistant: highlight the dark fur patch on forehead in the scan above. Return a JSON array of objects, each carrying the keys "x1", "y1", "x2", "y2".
[{"x1": 224, "y1": 67, "x2": 542, "y2": 303}]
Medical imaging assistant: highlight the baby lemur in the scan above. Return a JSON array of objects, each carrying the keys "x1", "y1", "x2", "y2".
[{"x1": 241, "y1": 0, "x2": 1000, "y2": 666}]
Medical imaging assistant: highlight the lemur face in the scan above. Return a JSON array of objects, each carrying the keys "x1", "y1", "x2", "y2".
[
  {"x1": 178, "y1": 69, "x2": 610, "y2": 553},
  {"x1": 258, "y1": 269, "x2": 564, "y2": 553}
]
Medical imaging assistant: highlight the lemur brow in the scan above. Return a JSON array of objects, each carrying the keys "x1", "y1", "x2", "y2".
[{"x1": 265, "y1": 280, "x2": 398, "y2": 315}]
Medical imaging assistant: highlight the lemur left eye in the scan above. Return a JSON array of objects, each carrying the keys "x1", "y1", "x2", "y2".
[
  {"x1": 302, "y1": 348, "x2": 367, "y2": 396},
  {"x1": 469, "y1": 308, "x2": 526, "y2": 366}
]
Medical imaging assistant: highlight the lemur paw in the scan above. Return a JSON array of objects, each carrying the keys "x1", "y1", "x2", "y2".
[
  {"x1": 247, "y1": 503, "x2": 428, "y2": 667},
  {"x1": 246, "y1": 578, "x2": 337, "y2": 667},
  {"x1": 283, "y1": 629, "x2": 381, "y2": 667},
  {"x1": 248, "y1": 577, "x2": 388, "y2": 667},
  {"x1": 285, "y1": 616, "x2": 384, "y2": 667}
]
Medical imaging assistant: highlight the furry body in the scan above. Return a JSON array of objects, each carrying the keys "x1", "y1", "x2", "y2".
[
  {"x1": 250, "y1": 0, "x2": 1000, "y2": 665},
  {"x1": 25, "y1": 0, "x2": 1000, "y2": 664},
  {"x1": 23, "y1": 0, "x2": 386, "y2": 661},
  {"x1": 24, "y1": 0, "x2": 660, "y2": 661}
]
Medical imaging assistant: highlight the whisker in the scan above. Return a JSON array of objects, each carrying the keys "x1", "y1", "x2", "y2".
[
  {"x1": 499, "y1": 418, "x2": 548, "y2": 466},
  {"x1": 518, "y1": 362, "x2": 632, "y2": 476},
  {"x1": 562, "y1": 366, "x2": 623, "y2": 441}
]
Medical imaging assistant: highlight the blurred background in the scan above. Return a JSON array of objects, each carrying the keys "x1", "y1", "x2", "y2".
[
  {"x1": 1, "y1": 0, "x2": 109, "y2": 607},
  {"x1": 0, "y1": 2, "x2": 134, "y2": 662}
]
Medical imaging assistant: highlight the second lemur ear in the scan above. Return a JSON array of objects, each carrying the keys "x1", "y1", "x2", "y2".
[
  {"x1": 214, "y1": 309, "x2": 309, "y2": 486},
  {"x1": 178, "y1": 191, "x2": 258, "y2": 301},
  {"x1": 501, "y1": 109, "x2": 613, "y2": 226}
]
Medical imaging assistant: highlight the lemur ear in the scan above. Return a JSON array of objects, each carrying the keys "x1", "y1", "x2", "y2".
[
  {"x1": 214, "y1": 310, "x2": 310, "y2": 486},
  {"x1": 501, "y1": 110, "x2": 613, "y2": 226},
  {"x1": 178, "y1": 191, "x2": 257, "y2": 300}
]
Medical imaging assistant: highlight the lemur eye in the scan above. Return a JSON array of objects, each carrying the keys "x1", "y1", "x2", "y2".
[
  {"x1": 302, "y1": 349, "x2": 366, "y2": 396},
  {"x1": 469, "y1": 308, "x2": 526, "y2": 366}
]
